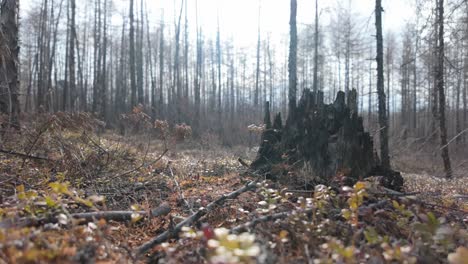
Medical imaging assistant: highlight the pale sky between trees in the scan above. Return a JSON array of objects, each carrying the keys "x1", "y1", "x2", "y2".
[{"x1": 22, "y1": 0, "x2": 415, "y2": 48}]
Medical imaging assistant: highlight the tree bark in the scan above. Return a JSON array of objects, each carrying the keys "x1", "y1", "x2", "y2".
[
  {"x1": 288, "y1": 0, "x2": 297, "y2": 120},
  {"x1": 375, "y1": 0, "x2": 390, "y2": 170},
  {"x1": 69, "y1": 0, "x2": 76, "y2": 111},
  {"x1": 194, "y1": 0, "x2": 201, "y2": 136},
  {"x1": 0, "y1": 0, "x2": 20, "y2": 128},
  {"x1": 158, "y1": 11, "x2": 165, "y2": 119},
  {"x1": 312, "y1": 0, "x2": 319, "y2": 94},
  {"x1": 129, "y1": 0, "x2": 137, "y2": 108},
  {"x1": 254, "y1": 2, "x2": 261, "y2": 108},
  {"x1": 435, "y1": 0, "x2": 452, "y2": 179}
]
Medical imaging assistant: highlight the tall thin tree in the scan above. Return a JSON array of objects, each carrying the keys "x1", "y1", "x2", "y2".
[
  {"x1": 435, "y1": 0, "x2": 452, "y2": 179},
  {"x1": 312, "y1": 0, "x2": 319, "y2": 94},
  {"x1": 129, "y1": 0, "x2": 137, "y2": 108},
  {"x1": 375, "y1": 0, "x2": 390, "y2": 169},
  {"x1": 254, "y1": 0, "x2": 261, "y2": 108},
  {"x1": 288, "y1": 0, "x2": 298, "y2": 119},
  {"x1": 0, "y1": 0, "x2": 20, "y2": 128}
]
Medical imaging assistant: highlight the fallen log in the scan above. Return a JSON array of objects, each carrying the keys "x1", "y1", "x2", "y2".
[
  {"x1": 0, "y1": 203, "x2": 171, "y2": 229},
  {"x1": 135, "y1": 181, "x2": 258, "y2": 258}
]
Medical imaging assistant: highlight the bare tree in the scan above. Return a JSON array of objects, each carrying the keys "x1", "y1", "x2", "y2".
[
  {"x1": 69, "y1": 0, "x2": 76, "y2": 110},
  {"x1": 288, "y1": 0, "x2": 297, "y2": 119},
  {"x1": 435, "y1": 0, "x2": 452, "y2": 179},
  {"x1": 129, "y1": 0, "x2": 137, "y2": 108},
  {"x1": 254, "y1": 0, "x2": 261, "y2": 108},
  {"x1": 312, "y1": 0, "x2": 319, "y2": 94},
  {"x1": 137, "y1": 0, "x2": 144, "y2": 105},
  {"x1": 158, "y1": 11, "x2": 165, "y2": 119},
  {"x1": 375, "y1": 0, "x2": 390, "y2": 169},
  {"x1": 194, "y1": 0, "x2": 202, "y2": 135},
  {"x1": 0, "y1": 0, "x2": 20, "y2": 128}
]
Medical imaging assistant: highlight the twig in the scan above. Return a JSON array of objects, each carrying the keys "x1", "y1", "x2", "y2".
[
  {"x1": 286, "y1": 190, "x2": 314, "y2": 193},
  {"x1": 238, "y1": 158, "x2": 250, "y2": 168},
  {"x1": 0, "y1": 203, "x2": 171, "y2": 229},
  {"x1": 21, "y1": 117, "x2": 54, "y2": 167},
  {"x1": 169, "y1": 165, "x2": 194, "y2": 213},
  {"x1": 440, "y1": 128, "x2": 468, "y2": 150},
  {"x1": 0, "y1": 149, "x2": 51, "y2": 161},
  {"x1": 135, "y1": 181, "x2": 258, "y2": 257},
  {"x1": 369, "y1": 187, "x2": 420, "y2": 197},
  {"x1": 110, "y1": 149, "x2": 168, "y2": 180}
]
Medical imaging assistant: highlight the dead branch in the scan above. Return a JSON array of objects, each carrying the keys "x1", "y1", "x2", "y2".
[
  {"x1": 369, "y1": 187, "x2": 421, "y2": 197},
  {"x1": 238, "y1": 158, "x2": 250, "y2": 168},
  {"x1": 231, "y1": 208, "x2": 313, "y2": 234},
  {"x1": 440, "y1": 128, "x2": 468, "y2": 150},
  {"x1": 135, "y1": 181, "x2": 258, "y2": 257},
  {"x1": 0, "y1": 148, "x2": 52, "y2": 161},
  {"x1": 110, "y1": 148, "x2": 168, "y2": 179},
  {"x1": 0, "y1": 203, "x2": 171, "y2": 229},
  {"x1": 21, "y1": 117, "x2": 55, "y2": 167},
  {"x1": 168, "y1": 165, "x2": 194, "y2": 213}
]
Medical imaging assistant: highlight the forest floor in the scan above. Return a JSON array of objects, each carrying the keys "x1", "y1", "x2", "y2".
[{"x1": 0, "y1": 114, "x2": 467, "y2": 264}]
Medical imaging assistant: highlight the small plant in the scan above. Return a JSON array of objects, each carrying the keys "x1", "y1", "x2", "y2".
[
  {"x1": 174, "y1": 123, "x2": 192, "y2": 142},
  {"x1": 120, "y1": 104, "x2": 152, "y2": 134},
  {"x1": 341, "y1": 182, "x2": 368, "y2": 226},
  {"x1": 181, "y1": 226, "x2": 260, "y2": 264}
]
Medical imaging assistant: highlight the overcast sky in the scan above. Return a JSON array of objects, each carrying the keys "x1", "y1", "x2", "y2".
[
  {"x1": 20, "y1": 0, "x2": 416, "y2": 50},
  {"x1": 138, "y1": 0, "x2": 416, "y2": 47}
]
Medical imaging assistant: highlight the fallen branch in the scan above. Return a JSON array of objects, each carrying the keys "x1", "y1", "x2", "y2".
[
  {"x1": 440, "y1": 128, "x2": 468, "y2": 150},
  {"x1": 0, "y1": 149, "x2": 51, "y2": 161},
  {"x1": 238, "y1": 158, "x2": 250, "y2": 168},
  {"x1": 21, "y1": 117, "x2": 55, "y2": 167},
  {"x1": 231, "y1": 208, "x2": 313, "y2": 234},
  {"x1": 453, "y1": 194, "x2": 468, "y2": 199},
  {"x1": 135, "y1": 181, "x2": 258, "y2": 257},
  {"x1": 369, "y1": 187, "x2": 420, "y2": 197},
  {"x1": 169, "y1": 165, "x2": 194, "y2": 213},
  {"x1": 0, "y1": 203, "x2": 171, "y2": 229},
  {"x1": 110, "y1": 148, "x2": 168, "y2": 179}
]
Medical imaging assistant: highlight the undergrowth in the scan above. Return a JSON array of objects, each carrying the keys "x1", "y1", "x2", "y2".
[{"x1": 0, "y1": 114, "x2": 466, "y2": 263}]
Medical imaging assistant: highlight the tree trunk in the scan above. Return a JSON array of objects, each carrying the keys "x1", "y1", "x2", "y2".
[
  {"x1": 251, "y1": 89, "x2": 403, "y2": 191},
  {"x1": 312, "y1": 0, "x2": 319, "y2": 94},
  {"x1": 100, "y1": 0, "x2": 108, "y2": 120},
  {"x1": 194, "y1": 0, "x2": 201, "y2": 136},
  {"x1": 216, "y1": 17, "x2": 222, "y2": 134},
  {"x1": 137, "y1": 0, "x2": 144, "y2": 105},
  {"x1": 288, "y1": 0, "x2": 297, "y2": 120},
  {"x1": 0, "y1": 0, "x2": 20, "y2": 128},
  {"x1": 173, "y1": 0, "x2": 184, "y2": 123},
  {"x1": 254, "y1": 3, "x2": 261, "y2": 108},
  {"x1": 455, "y1": 42, "x2": 462, "y2": 146},
  {"x1": 158, "y1": 11, "x2": 165, "y2": 119},
  {"x1": 129, "y1": 0, "x2": 137, "y2": 108},
  {"x1": 375, "y1": 0, "x2": 390, "y2": 170},
  {"x1": 431, "y1": 2, "x2": 439, "y2": 141},
  {"x1": 435, "y1": 0, "x2": 452, "y2": 179},
  {"x1": 69, "y1": 0, "x2": 76, "y2": 111}
]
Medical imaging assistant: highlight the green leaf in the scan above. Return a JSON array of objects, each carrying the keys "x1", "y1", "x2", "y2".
[{"x1": 45, "y1": 196, "x2": 57, "y2": 208}]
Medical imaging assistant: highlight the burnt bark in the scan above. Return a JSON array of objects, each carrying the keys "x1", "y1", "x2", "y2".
[
  {"x1": 251, "y1": 89, "x2": 403, "y2": 191},
  {"x1": 375, "y1": 0, "x2": 390, "y2": 170}
]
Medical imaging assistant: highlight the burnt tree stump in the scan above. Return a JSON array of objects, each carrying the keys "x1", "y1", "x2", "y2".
[{"x1": 251, "y1": 89, "x2": 403, "y2": 191}]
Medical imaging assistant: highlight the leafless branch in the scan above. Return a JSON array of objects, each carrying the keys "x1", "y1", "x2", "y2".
[
  {"x1": 135, "y1": 181, "x2": 258, "y2": 257},
  {"x1": 0, "y1": 203, "x2": 171, "y2": 229}
]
